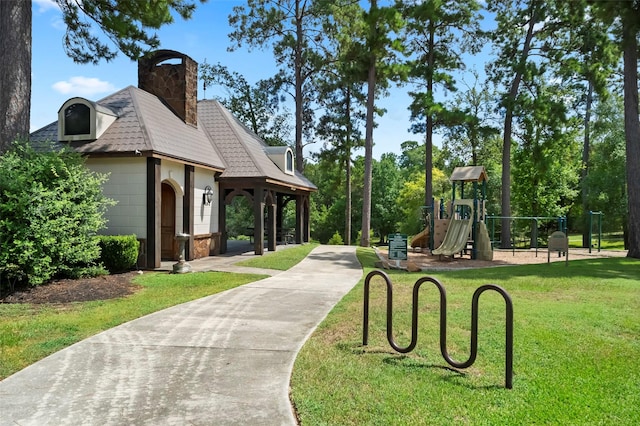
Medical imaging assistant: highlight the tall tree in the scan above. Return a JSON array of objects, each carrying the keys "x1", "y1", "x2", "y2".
[
  {"x1": 359, "y1": 0, "x2": 403, "y2": 247},
  {"x1": 586, "y1": 94, "x2": 627, "y2": 239},
  {"x1": 0, "y1": 1, "x2": 31, "y2": 151},
  {"x1": 442, "y1": 72, "x2": 500, "y2": 166},
  {"x1": 587, "y1": 1, "x2": 640, "y2": 257},
  {"x1": 228, "y1": 0, "x2": 329, "y2": 172},
  {"x1": 487, "y1": 0, "x2": 543, "y2": 248},
  {"x1": 0, "y1": 0, "x2": 205, "y2": 153},
  {"x1": 618, "y1": 3, "x2": 640, "y2": 258},
  {"x1": 315, "y1": 1, "x2": 367, "y2": 245},
  {"x1": 539, "y1": 1, "x2": 618, "y2": 247},
  {"x1": 399, "y1": 0, "x2": 482, "y2": 208},
  {"x1": 511, "y1": 81, "x2": 580, "y2": 219},
  {"x1": 371, "y1": 153, "x2": 403, "y2": 242}
]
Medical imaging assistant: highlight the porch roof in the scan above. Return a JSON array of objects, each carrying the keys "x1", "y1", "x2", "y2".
[{"x1": 198, "y1": 100, "x2": 317, "y2": 192}]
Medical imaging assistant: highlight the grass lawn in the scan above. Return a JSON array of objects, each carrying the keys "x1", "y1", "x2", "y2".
[
  {"x1": 291, "y1": 248, "x2": 640, "y2": 424},
  {"x1": 0, "y1": 242, "x2": 319, "y2": 380},
  {"x1": 568, "y1": 233, "x2": 626, "y2": 250},
  {"x1": 0, "y1": 271, "x2": 266, "y2": 380},
  {"x1": 236, "y1": 242, "x2": 319, "y2": 270}
]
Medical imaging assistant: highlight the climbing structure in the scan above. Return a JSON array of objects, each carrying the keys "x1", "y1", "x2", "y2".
[{"x1": 432, "y1": 166, "x2": 493, "y2": 260}]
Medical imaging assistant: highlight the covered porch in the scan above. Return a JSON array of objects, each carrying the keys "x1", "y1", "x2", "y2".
[{"x1": 218, "y1": 178, "x2": 312, "y2": 255}]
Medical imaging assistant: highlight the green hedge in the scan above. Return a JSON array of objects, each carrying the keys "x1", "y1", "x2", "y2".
[
  {"x1": 0, "y1": 143, "x2": 113, "y2": 286},
  {"x1": 98, "y1": 235, "x2": 140, "y2": 273}
]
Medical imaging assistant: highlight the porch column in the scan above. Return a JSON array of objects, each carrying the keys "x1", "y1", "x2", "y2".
[
  {"x1": 253, "y1": 187, "x2": 265, "y2": 255},
  {"x1": 295, "y1": 194, "x2": 304, "y2": 244},
  {"x1": 276, "y1": 194, "x2": 284, "y2": 236},
  {"x1": 184, "y1": 165, "x2": 194, "y2": 260},
  {"x1": 218, "y1": 187, "x2": 228, "y2": 254},
  {"x1": 303, "y1": 193, "x2": 311, "y2": 242},
  {"x1": 267, "y1": 192, "x2": 276, "y2": 252},
  {"x1": 146, "y1": 157, "x2": 161, "y2": 268}
]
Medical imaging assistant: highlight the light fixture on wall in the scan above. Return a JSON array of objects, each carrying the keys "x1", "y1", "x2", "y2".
[{"x1": 203, "y1": 185, "x2": 214, "y2": 206}]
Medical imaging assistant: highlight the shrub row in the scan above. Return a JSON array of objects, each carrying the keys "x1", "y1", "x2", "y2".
[{"x1": 97, "y1": 235, "x2": 140, "y2": 273}]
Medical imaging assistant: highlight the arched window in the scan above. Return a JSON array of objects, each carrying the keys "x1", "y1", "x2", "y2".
[
  {"x1": 58, "y1": 97, "x2": 117, "y2": 142},
  {"x1": 64, "y1": 103, "x2": 91, "y2": 135},
  {"x1": 286, "y1": 150, "x2": 294, "y2": 173}
]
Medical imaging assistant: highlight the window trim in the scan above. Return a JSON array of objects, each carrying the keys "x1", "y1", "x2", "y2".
[{"x1": 58, "y1": 98, "x2": 97, "y2": 141}]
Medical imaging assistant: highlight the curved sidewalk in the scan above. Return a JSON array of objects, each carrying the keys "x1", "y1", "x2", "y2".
[{"x1": 0, "y1": 245, "x2": 362, "y2": 426}]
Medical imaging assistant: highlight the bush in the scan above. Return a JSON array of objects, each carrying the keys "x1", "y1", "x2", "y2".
[
  {"x1": 0, "y1": 142, "x2": 114, "y2": 285},
  {"x1": 327, "y1": 231, "x2": 344, "y2": 245},
  {"x1": 98, "y1": 235, "x2": 140, "y2": 273}
]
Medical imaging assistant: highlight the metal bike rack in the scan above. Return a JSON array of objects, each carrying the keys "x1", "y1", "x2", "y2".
[{"x1": 362, "y1": 270, "x2": 514, "y2": 389}]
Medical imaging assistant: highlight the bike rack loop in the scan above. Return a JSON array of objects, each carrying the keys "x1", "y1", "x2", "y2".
[{"x1": 362, "y1": 270, "x2": 514, "y2": 389}]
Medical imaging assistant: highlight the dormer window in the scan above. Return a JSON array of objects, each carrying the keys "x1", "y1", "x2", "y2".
[
  {"x1": 58, "y1": 97, "x2": 118, "y2": 142},
  {"x1": 64, "y1": 103, "x2": 91, "y2": 135},
  {"x1": 286, "y1": 150, "x2": 293, "y2": 173},
  {"x1": 265, "y1": 146, "x2": 295, "y2": 176}
]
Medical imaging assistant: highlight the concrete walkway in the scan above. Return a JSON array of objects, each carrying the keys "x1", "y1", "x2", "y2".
[{"x1": 0, "y1": 245, "x2": 362, "y2": 425}]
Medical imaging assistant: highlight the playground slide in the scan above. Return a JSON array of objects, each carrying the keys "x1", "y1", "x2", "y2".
[
  {"x1": 432, "y1": 219, "x2": 473, "y2": 256},
  {"x1": 410, "y1": 228, "x2": 430, "y2": 248}
]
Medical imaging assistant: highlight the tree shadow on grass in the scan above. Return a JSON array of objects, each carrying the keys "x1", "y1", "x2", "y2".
[{"x1": 443, "y1": 258, "x2": 640, "y2": 282}]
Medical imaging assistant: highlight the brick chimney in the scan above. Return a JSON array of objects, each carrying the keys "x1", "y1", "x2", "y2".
[{"x1": 138, "y1": 50, "x2": 197, "y2": 127}]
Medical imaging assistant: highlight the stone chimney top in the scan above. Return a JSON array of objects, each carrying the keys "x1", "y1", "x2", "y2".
[{"x1": 138, "y1": 50, "x2": 197, "y2": 127}]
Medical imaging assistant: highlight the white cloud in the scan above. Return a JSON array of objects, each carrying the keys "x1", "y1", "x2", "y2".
[
  {"x1": 52, "y1": 76, "x2": 116, "y2": 96},
  {"x1": 33, "y1": 0, "x2": 60, "y2": 13}
]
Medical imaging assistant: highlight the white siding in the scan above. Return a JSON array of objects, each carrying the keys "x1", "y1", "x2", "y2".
[
  {"x1": 86, "y1": 158, "x2": 220, "y2": 240},
  {"x1": 194, "y1": 168, "x2": 218, "y2": 235},
  {"x1": 87, "y1": 158, "x2": 147, "y2": 239}
]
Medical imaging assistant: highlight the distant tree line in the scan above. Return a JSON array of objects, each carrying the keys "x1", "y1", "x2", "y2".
[{"x1": 1, "y1": 0, "x2": 638, "y2": 256}]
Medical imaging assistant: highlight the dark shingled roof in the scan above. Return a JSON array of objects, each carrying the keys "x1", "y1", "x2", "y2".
[
  {"x1": 30, "y1": 86, "x2": 226, "y2": 171},
  {"x1": 198, "y1": 100, "x2": 317, "y2": 191},
  {"x1": 30, "y1": 88, "x2": 316, "y2": 191}
]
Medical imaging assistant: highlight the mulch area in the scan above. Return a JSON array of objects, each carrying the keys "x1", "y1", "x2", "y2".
[
  {"x1": 0, "y1": 271, "x2": 143, "y2": 304},
  {"x1": 375, "y1": 246, "x2": 628, "y2": 271}
]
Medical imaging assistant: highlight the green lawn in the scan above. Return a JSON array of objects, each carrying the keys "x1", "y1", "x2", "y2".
[
  {"x1": 0, "y1": 271, "x2": 266, "y2": 380},
  {"x1": 291, "y1": 248, "x2": 640, "y2": 424},
  {"x1": 568, "y1": 233, "x2": 626, "y2": 250},
  {"x1": 0, "y1": 242, "x2": 318, "y2": 380},
  {"x1": 236, "y1": 242, "x2": 319, "y2": 270}
]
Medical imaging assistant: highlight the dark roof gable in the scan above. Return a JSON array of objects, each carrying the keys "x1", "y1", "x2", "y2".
[{"x1": 198, "y1": 100, "x2": 316, "y2": 191}]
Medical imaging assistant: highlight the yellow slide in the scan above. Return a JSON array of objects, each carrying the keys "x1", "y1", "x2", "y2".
[
  {"x1": 410, "y1": 227, "x2": 430, "y2": 248},
  {"x1": 432, "y1": 219, "x2": 473, "y2": 256}
]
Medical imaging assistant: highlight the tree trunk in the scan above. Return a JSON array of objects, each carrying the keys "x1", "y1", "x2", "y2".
[
  {"x1": 424, "y1": 20, "x2": 435, "y2": 208},
  {"x1": 294, "y1": 0, "x2": 304, "y2": 172},
  {"x1": 345, "y1": 148, "x2": 352, "y2": 245},
  {"x1": 361, "y1": 0, "x2": 377, "y2": 248},
  {"x1": 0, "y1": 0, "x2": 31, "y2": 153},
  {"x1": 499, "y1": 1, "x2": 537, "y2": 249},
  {"x1": 622, "y1": 15, "x2": 640, "y2": 258},
  {"x1": 361, "y1": 61, "x2": 375, "y2": 247},
  {"x1": 581, "y1": 80, "x2": 594, "y2": 248},
  {"x1": 345, "y1": 88, "x2": 352, "y2": 246}
]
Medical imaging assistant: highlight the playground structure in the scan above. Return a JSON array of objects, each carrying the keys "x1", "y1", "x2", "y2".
[
  {"x1": 409, "y1": 227, "x2": 430, "y2": 250},
  {"x1": 432, "y1": 199, "x2": 475, "y2": 257},
  {"x1": 411, "y1": 165, "x2": 586, "y2": 261},
  {"x1": 415, "y1": 166, "x2": 493, "y2": 260},
  {"x1": 589, "y1": 211, "x2": 603, "y2": 253},
  {"x1": 485, "y1": 215, "x2": 568, "y2": 257}
]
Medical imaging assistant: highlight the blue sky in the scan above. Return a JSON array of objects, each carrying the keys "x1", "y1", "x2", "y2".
[{"x1": 31, "y1": 0, "x2": 487, "y2": 160}]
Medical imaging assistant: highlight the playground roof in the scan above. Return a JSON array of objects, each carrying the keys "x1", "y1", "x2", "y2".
[{"x1": 450, "y1": 166, "x2": 488, "y2": 183}]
